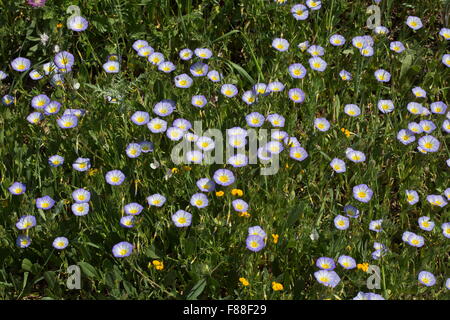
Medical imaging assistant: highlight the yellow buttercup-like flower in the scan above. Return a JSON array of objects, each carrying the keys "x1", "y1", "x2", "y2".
[
  {"x1": 239, "y1": 277, "x2": 250, "y2": 286},
  {"x1": 231, "y1": 189, "x2": 243, "y2": 196},
  {"x1": 239, "y1": 211, "x2": 251, "y2": 218},
  {"x1": 150, "y1": 260, "x2": 164, "y2": 270},
  {"x1": 215, "y1": 191, "x2": 225, "y2": 197},
  {"x1": 88, "y1": 168, "x2": 99, "y2": 176},
  {"x1": 341, "y1": 127, "x2": 352, "y2": 137},
  {"x1": 357, "y1": 263, "x2": 369, "y2": 272},
  {"x1": 272, "y1": 281, "x2": 283, "y2": 291},
  {"x1": 272, "y1": 234, "x2": 279, "y2": 244}
]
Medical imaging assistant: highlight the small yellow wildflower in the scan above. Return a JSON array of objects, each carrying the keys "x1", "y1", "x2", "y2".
[
  {"x1": 341, "y1": 127, "x2": 352, "y2": 137},
  {"x1": 357, "y1": 263, "x2": 369, "y2": 272},
  {"x1": 171, "y1": 168, "x2": 179, "y2": 174},
  {"x1": 88, "y1": 168, "x2": 98, "y2": 176},
  {"x1": 150, "y1": 260, "x2": 164, "y2": 270},
  {"x1": 238, "y1": 211, "x2": 251, "y2": 218},
  {"x1": 239, "y1": 277, "x2": 250, "y2": 286},
  {"x1": 272, "y1": 281, "x2": 283, "y2": 291},
  {"x1": 56, "y1": 23, "x2": 63, "y2": 29},
  {"x1": 183, "y1": 166, "x2": 192, "y2": 171},
  {"x1": 272, "y1": 234, "x2": 279, "y2": 244},
  {"x1": 231, "y1": 189, "x2": 243, "y2": 196},
  {"x1": 215, "y1": 191, "x2": 224, "y2": 197}
]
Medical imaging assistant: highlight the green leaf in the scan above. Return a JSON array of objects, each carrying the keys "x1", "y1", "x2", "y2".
[
  {"x1": 287, "y1": 204, "x2": 303, "y2": 226},
  {"x1": 223, "y1": 60, "x2": 255, "y2": 84},
  {"x1": 123, "y1": 280, "x2": 137, "y2": 296},
  {"x1": 43, "y1": 271, "x2": 57, "y2": 290},
  {"x1": 77, "y1": 261, "x2": 100, "y2": 280},
  {"x1": 186, "y1": 278, "x2": 207, "y2": 300},
  {"x1": 145, "y1": 246, "x2": 160, "y2": 259},
  {"x1": 212, "y1": 29, "x2": 240, "y2": 44},
  {"x1": 400, "y1": 54, "x2": 413, "y2": 80},
  {"x1": 21, "y1": 259, "x2": 33, "y2": 272}
]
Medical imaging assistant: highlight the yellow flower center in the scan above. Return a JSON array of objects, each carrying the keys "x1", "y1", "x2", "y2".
[{"x1": 358, "y1": 192, "x2": 366, "y2": 199}]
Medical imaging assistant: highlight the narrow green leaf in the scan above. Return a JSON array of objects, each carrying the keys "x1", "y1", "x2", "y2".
[{"x1": 186, "y1": 278, "x2": 207, "y2": 300}]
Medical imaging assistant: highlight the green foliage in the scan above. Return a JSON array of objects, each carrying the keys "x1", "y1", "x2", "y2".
[{"x1": 0, "y1": 0, "x2": 449, "y2": 300}]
